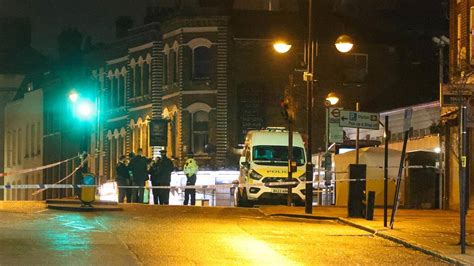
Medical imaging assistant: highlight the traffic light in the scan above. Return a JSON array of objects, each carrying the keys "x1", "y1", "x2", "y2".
[
  {"x1": 69, "y1": 91, "x2": 96, "y2": 121},
  {"x1": 280, "y1": 96, "x2": 295, "y2": 122}
]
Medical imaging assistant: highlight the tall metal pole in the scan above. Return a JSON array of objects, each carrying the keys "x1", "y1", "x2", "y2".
[
  {"x1": 460, "y1": 104, "x2": 467, "y2": 254},
  {"x1": 384, "y1": 116, "x2": 389, "y2": 227},
  {"x1": 304, "y1": 0, "x2": 314, "y2": 214},
  {"x1": 438, "y1": 41, "x2": 445, "y2": 209},
  {"x1": 325, "y1": 107, "x2": 330, "y2": 205},
  {"x1": 288, "y1": 119, "x2": 293, "y2": 206},
  {"x1": 355, "y1": 102, "x2": 360, "y2": 164}
]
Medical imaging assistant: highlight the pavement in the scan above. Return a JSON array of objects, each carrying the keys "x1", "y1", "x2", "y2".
[{"x1": 258, "y1": 205, "x2": 474, "y2": 265}]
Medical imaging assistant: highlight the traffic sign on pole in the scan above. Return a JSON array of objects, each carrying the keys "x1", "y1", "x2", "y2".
[
  {"x1": 328, "y1": 107, "x2": 344, "y2": 143},
  {"x1": 340, "y1": 111, "x2": 380, "y2": 130}
]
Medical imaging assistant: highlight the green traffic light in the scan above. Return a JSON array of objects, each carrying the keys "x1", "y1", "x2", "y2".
[{"x1": 74, "y1": 99, "x2": 96, "y2": 120}]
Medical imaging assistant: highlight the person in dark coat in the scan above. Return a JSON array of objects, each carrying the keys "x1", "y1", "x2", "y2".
[
  {"x1": 149, "y1": 156, "x2": 161, "y2": 205},
  {"x1": 116, "y1": 155, "x2": 132, "y2": 203},
  {"x1": 128, "y1": 148, "x2": 149, "y2": 203},
  {"x1": 156, "y1": 149, "x2": 174, "y2": 205}
]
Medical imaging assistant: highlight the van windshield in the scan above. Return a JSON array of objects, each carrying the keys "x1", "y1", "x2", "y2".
[{"x1": 252, "y1": 146, "x2": 305, "y2": 166}]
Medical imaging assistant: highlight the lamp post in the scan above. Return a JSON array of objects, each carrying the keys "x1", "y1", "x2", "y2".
[
  {"x1": 324, "y1": 93, "x2": 339, "y2": 205},
  {"x1": 273, "y1": 0, "x2": 353, "y2": 213}
]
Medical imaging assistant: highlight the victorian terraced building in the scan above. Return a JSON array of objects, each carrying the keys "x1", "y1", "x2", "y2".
[{"x1": 86, "y1": 1, "x2": 305, "y2": 180}]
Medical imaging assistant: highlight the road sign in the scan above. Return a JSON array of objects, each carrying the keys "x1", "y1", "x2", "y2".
[
  {"x1": 402, "y1": 108, "x2": 413, "y2": 132},
  {"x1": 441, "y1": 84, "x2": 474, "y2": 107},
  {"x1": 328, "y1": 107, "x2": 344, "y2": 143},
  {"x1": 340, "y1": 111, "x2": 380, "y2": 130}
]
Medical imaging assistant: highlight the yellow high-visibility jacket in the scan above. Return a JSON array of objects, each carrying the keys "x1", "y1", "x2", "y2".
[{"x1": 183, "y1": 158, "x2": 199, "y2": 176}]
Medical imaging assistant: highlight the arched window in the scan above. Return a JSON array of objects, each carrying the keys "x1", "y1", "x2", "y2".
[
  {"x1": 143, "y1": 63, "x2": 150, "y2": 95},
  {"x1": 163, "y1": 54, "x2": 169, "y2": 85},
  {"x1": 118, "y1": 75, "x2": 125, "y2": 106},
  {"x1": 135, "y1": 64, "x2": 142, "y2": 97},
  {"x1": 171, "y1": 50, "x2": 178, "y2": 83},
  {"x1": 192, "y1": 111, "x2": 209, "y2": 154},
  {"x1": 112, "y1": 76, "x2": 118, "y2": 107},
  {"x1": 193, "y1": 46, "x2": 211, "y2": 79}
]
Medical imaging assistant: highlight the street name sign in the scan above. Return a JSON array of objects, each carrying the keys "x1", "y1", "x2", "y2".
[
  {"x1": 340, "y1": 110, "x2": 380, "y2": 130},
  {"x1": 402, "y1": 108, "x2": 413, "y2": 132}
]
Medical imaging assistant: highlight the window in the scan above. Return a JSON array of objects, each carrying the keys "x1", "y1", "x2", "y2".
[
  {"x1": 135, "y1": 64, "x2": 142, "y2": 97},
  {"x1": 25, "y1": 125, "x2": 29, "y2": 157},
  {"x1": 12, "y1": 130, "x2": 16, "y2": 165},
  {"x1": 171, "y1": 50, "x2": 178, "y2": 82},
  {"x1": 118, "y1": 75, "x2": 125, "y2": 106},
  {"x1": 192, "y1": 111, "x2": 209, "y2": 154},
  {"x1": 7, "y1": 131, "x2": 11, "y2": 166},
  {"x1": 130, "y1": 70, "x2": 135, "y2": 98},
  {"x1": 37, "y1": 122, "x2": 41, "y2": 154},
  {"x1": 17, "y1": 129, "x2": 22, "y2": 164},
  {"x1": 143, "y1": 63, "x2": 150, "y2": 95},
  {"x1": 31, "y1": 124, "x2": 35, "y2": 156},
  {"x1": 193, "y1": 46, "x2": 211, "y2": 79},
  {"x1": 112, "y1": 76, "x2": 118, "y2": 107},
  {"x1": 163, "y1": 54, "x2": 168, "y2": 85}
]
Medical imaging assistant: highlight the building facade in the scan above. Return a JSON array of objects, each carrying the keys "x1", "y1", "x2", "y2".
[
  {"x1": 88, "y1": 4, "x2": 307, "y2": 181},
  {"x1": 447, "y1": 0, "x2": 474, "y2": 210},
  {"x1": 3, "y1": 87, "x2": 43, "y2": 201}
]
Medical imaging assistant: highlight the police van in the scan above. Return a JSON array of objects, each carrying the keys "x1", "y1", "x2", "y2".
[{"x1": 235, "y1": 127, "x2": 307, "y2": 206}]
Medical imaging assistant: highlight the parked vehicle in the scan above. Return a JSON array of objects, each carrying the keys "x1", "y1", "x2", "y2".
[{"x1": 235, "y1": 127, "x2": 307, "y2": 207}]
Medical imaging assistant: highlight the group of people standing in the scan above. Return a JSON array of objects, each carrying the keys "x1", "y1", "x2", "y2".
[{"x1": 115, "y1": 148, "x2": 199, "y2": 205}]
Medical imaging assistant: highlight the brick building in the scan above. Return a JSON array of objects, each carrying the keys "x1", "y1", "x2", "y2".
[
  {"x1": 445, "y1": 0, "x2": 474, "y2": 210},
  {"x1": 86, "y1": 1, "x2": 308, "y2": 181}
]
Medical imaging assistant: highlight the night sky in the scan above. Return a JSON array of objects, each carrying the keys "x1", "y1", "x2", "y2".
[{"x1": 0, "y1": 0, "x2": 151, "y2": 57}]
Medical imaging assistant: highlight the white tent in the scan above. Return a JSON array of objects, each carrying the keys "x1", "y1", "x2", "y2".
[{"x1": 335, "y1": 147, "x2": 403, "y2": 207}]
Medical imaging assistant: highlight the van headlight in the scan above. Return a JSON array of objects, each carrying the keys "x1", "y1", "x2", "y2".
[
  {"x1": 298, "y1": 173, "x2": 308, "y2": 182},
  {"x1": 250, "y1": 170, "x2": 263, "y2": 180}
]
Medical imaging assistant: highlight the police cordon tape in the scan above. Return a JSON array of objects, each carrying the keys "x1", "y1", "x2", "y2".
[
  {"x1": 0, "y1": 177, "x2": 399, "y2": 191},
  {"x1": 0, "y1": 155, "x2": 80, "y2": 178},
  {"x1": 31, "y1": 160, "x2": 85, "y2": 196}
]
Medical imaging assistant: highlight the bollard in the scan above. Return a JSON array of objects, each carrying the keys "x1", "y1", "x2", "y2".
[
  {"x1": 348, "y1": 164, "x2": 366, "y2": 218},
  {"x1": 366, "y1": 191, "x2": 375, "y2": 220},
  {"x1": 80, "y1": 173, "x2": 96, "y2": 207}
]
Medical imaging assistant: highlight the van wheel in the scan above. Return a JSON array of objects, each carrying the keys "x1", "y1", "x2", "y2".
[
  {"x1": 242, "y1": 189, "x2": 254, "y2": 207},
  {"x1": 234, "y1": 188, "x2": 243, "y2": 207}
]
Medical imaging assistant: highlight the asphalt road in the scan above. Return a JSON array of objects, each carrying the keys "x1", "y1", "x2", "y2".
[{"x1": 0, "y1": 205, "x2": 447, "y2": 265}]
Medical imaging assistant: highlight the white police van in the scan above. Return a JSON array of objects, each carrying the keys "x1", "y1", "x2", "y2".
[{"x1": 235, "y1": 127, "x2": 307, "y2": 207}]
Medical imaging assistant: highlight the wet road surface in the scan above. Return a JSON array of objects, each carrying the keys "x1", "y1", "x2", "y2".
[{"x1": 0, "y1": 205, "x2": 447, "y2": 265}]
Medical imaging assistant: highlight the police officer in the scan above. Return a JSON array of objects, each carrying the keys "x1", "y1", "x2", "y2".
[
  {"x1": 149, "y1": 156, "x2": 161, "y2": 205},
  {"x1": 128, "y1": 148, "x2": 148, "y2": 203},
  {"x1": 183, "y1": 152, "x2": 199, "y2": 205},
  {"x1": 116, "y1": 155, "x2": 132, "y2": 203},
  {"x1": 156, "y1": 150, "x2": 174, "y2": 205}
]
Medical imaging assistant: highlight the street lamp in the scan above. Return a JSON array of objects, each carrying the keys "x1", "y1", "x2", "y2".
[
  {"x1": 273, "y1": 3, "x2": 354, "y2": 212},
  {"x1": 273, "y1": 41, "x2": 292, "y2": 54},
  {"x1": 335, "y1": 35, "x2": 354, "y2": 53}
]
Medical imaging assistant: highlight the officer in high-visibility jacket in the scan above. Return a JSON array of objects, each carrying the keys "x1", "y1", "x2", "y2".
[{"x1": 183, "y1": 152, "x2": 199, "y2": 205}]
